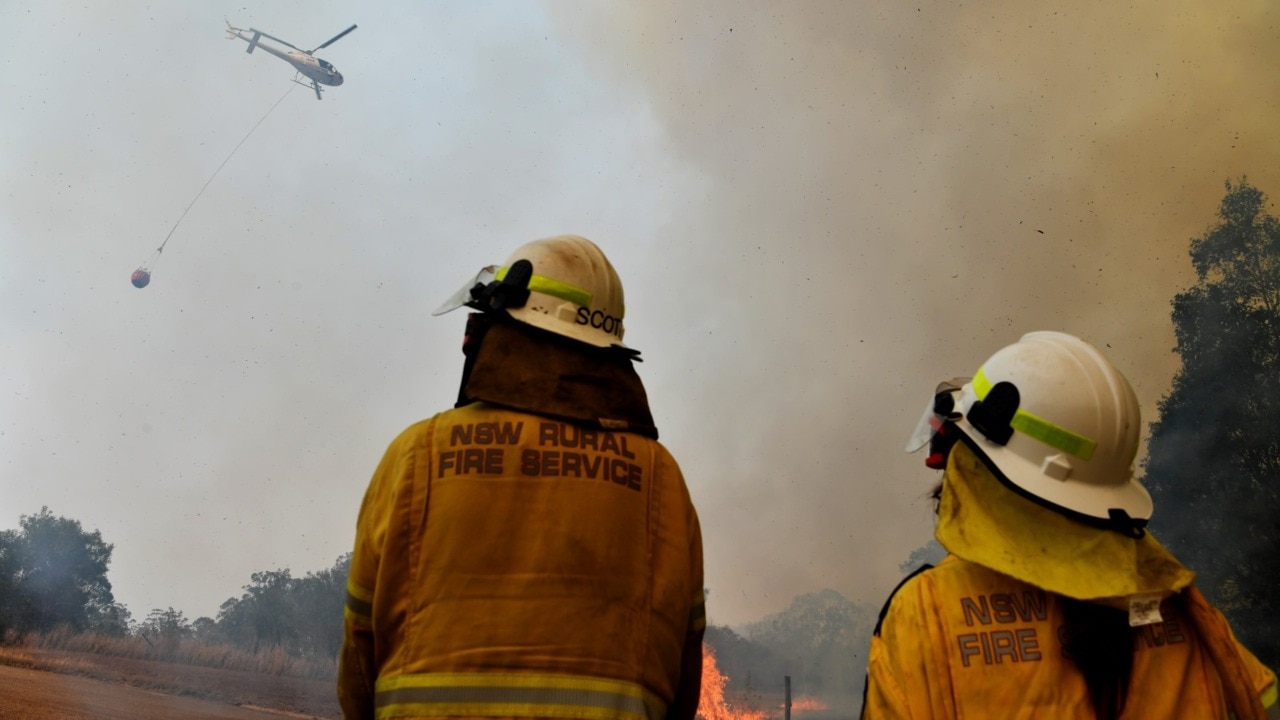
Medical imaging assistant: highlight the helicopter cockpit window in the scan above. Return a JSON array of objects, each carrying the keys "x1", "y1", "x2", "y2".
[{"x1": 319, "y1": 60, "x2": 334, "y2": 70}]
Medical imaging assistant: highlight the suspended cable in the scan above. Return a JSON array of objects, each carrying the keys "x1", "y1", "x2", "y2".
[{"x1": 132, "y1": 84, "x2": 296, "y2": 288}]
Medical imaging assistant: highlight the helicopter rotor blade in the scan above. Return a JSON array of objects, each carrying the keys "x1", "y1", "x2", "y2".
[
  {"x1": 312, "y1": 24, "x2": 357, "y2": 52},
  {"x1": 250, "y1": 29, "x2": 301, "y2": 50}
]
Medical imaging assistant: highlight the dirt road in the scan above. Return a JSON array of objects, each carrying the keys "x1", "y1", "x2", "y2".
[{"x1": 0, "y1": 664, "x2": 328, "y2": 720}]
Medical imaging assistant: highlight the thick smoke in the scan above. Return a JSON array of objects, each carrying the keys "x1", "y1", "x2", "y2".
[{"x1": 547, "y1": 1, "x2": 1280, "y2": 625}]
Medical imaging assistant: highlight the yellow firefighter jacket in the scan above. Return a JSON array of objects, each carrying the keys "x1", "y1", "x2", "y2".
[
  {"x1": 862, "y1": 555, "x2": 1278, "y2": 719},
  {"x1": 338, "y1": 402, "x2": 705, "y2": 720}
]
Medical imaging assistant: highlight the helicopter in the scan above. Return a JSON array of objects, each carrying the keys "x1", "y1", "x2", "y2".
[{"x1": 225, "y1": 21, "x2": 357, "y2": 99}]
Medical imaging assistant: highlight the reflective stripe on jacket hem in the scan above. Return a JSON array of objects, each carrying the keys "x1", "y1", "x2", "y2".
[{"x1": 373, "y1": 672, "x2": 666, "y2": 720}]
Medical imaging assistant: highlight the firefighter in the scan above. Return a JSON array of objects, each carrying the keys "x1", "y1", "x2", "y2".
[
  {"x1": 338, "y1": 235, "x2": 705, "y2": 720},
  {"x1": 863, "y1": 331, "x2": 1278, "y2": 719}
]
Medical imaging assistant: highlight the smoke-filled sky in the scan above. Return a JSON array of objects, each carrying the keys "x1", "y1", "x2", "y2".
[{"x1": 2, "y1": 0, "x2": 1278, "y2": 629}]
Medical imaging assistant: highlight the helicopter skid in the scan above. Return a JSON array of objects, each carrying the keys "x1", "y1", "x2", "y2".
[{"x1": 291, "y1": 77, "x2": 324, "y2": 99}]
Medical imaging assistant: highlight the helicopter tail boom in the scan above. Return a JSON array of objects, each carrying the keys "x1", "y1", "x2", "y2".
[
  {"x1": 224, "y1": 21, "x2": 254, "y2": 52},
  {"x1": 224, "y1": 21, "x2": 262, "y2": 53}
]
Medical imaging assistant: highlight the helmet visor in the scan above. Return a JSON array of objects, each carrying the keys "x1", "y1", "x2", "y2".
[
  {"x1": 905, "y1": 378, "x2": 971, "y2": 453},
  {"x1": 906, "y1": 397, "x2": 946, "y2": 453},
  {"x1": 432, "y1": 265, "x2": 498, "y2": 316}
]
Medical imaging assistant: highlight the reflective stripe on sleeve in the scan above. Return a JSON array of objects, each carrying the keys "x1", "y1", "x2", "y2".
[
  {"x1": 344, "y1": 580, "x2": 373, "y2": 625},
  {"x1": 689, "y1": 591, "x2": 707, "y2": 633},
  {"x1": 374, "y1": 672, "x2": 666, "y2": 720},
  {"x1": 1262, "y1": 678, "x2": 1278, "y2": 709}
]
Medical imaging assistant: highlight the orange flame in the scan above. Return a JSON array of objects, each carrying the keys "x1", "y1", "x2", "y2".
[
  {"x1": 697, "y1": 644, "x2": 828, "y2": 720},
  {"x1": 698, "y1": 643, "x2": 767, "y2": 720},
  {"x1": 788, "y1": 697, "x2": 828, "y2": 713}
]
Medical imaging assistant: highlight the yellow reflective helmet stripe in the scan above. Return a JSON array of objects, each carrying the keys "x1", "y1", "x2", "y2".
[
  {"x1": 374, "y1": 672, "x2": 665, "y2": 720},
  {"x1": 495, "y1": 265, "x2": 594, "y2": 309},
  {"x1": 972, "y1": 367, "x2": 1098, "y2": 461}
]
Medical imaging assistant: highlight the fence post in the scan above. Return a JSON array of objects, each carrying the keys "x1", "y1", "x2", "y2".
[{"x1": 785, "y1": 676, "x2": 791, "y2": 720}]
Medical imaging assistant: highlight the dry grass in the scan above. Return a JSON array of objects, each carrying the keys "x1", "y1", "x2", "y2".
[
  {"x1": 0, "y1": 632, "x2": 340, "y2": 719},
  {"x1": 2, "y1": 627, "x2": 335, "y2": 681}
]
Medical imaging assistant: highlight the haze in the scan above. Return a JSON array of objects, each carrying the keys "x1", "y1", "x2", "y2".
[{"x1": 2, "y1": 0, "x2": 1277, "y2": 630}]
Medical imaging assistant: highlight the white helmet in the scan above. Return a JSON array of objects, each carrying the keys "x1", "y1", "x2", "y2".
[
  {"x1": 434, "y1": 235, "x2": 628, "y2": 349},
  {"x1": 950, "y1": 331, "x2": 1152, "y2": 531}
]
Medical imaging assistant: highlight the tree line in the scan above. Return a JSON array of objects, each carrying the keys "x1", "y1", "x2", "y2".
[{"x1": 0, "y1": 506, "x2": 348, "y2": 663}]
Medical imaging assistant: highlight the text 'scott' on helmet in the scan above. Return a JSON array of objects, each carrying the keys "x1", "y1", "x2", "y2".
[
  {"x1": 433, "y1": 235, "x2": 630, "y2": 351},
  {"x1": 949, "y1": 331, "x2": 1153, "y2": 533}
]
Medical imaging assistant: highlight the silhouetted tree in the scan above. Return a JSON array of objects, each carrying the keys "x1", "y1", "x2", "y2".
[
  {"x1": 1144, "y1": 177, "x2": 1280, "y2": 669},
  {"x1": 136, "y1": 606, "x2": 193, "y2": 657},
  {"x1": 741, "y1": 589, "x2": 877, "y2": 701},
  {"x1": 897, "y1": 539, "x2": 945, "y2": 575},
  {"x1": 291, "y1": 553, "x2": 349, "y2": 659},
  {"x1": 215, "y1": 590, "x2": 254, "y2": 648},
  {"x1": 0, "y1": 528, "x2": 22, "y2": 634},
  {"x1": 211, "y1": 555, "x2": 348, "y2": 660},
  {"x1": 85, "y1": 601, "x2": 132, "y2": 636},
  {"x1": 138, "y1": 607, "x2": 193, "y2": 639},
  {"x1": 0, "y1": 508, "x2": 116, "y2": 634},
  {"x1": 191, "y1": 615, "x2": 220, "y2": 644},
  {"x1": 703, "y1": 625, "x2": 784, "y2": 696},
  {"x1": 244, "y1": 569, "x2": 295, "y2": 652}
]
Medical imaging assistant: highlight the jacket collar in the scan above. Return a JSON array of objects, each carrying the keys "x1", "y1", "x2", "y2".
[
  {"x1": 458, "y1": 319, "x2": 658, "y2": 439},
  {"x1": 935, "y1": 442, "x2": 1193, "y2": 605}
]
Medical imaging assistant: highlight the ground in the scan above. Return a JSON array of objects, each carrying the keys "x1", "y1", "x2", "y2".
[{"x1": 0, "y1": 648, "x2": 340, "y2": 719}]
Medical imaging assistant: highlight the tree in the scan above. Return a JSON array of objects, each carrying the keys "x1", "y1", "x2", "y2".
[
  {"x1": 191, "y1": 615, "x2": 221, "y2": 644},
  {"x1": 740, "y1": 588, "x2": 878, "y2": 701},
  {"x1": 242, "y1": 569, "x2": 296, "y2": 653},
  {"x1": 138, "y1": 607, "x2": 193, "y2": 639},
  {"x1": 1144, "y1": 177, "x2": 1280, "y2": 669},
  {"x1": 84, "y1": 601, "x2": 133, "y2": 637},
  {"x1": 291, "y1": 553, "x2": 349, "y2": 659},
  {"x1": 215, "y1": 592, "x2": 253, "y2": 648},
  {"x1": 897, "y1": 539, "x2": 945, "y2": 575},
  {"x1": 212, "y1": 556, "x2": 349, "y2": 659},
  {"x1": 0, "y1": 528, "x2": 23, "y2": 633},
  {"x1": 0, "y1": 508, "x2": 116, "y2": 634},
  {"x1": 703, "y1": 624, "x2": 785, "y2": 696}
]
